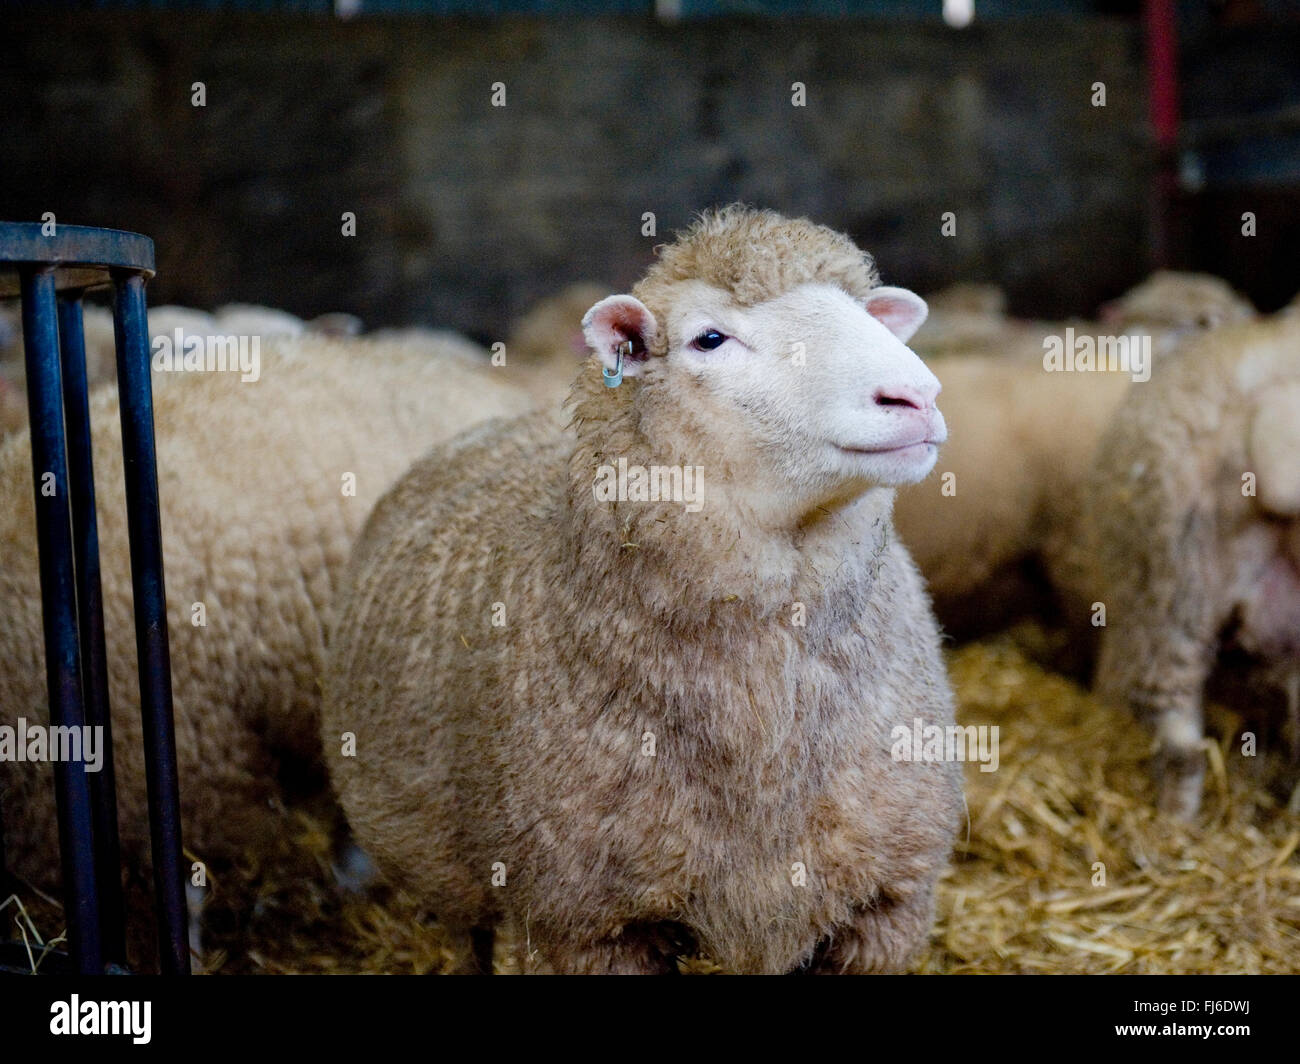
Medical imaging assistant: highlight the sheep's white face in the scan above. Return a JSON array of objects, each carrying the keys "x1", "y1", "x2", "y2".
[{"x1": 583, "y1": 281, "x2": 945, "y2": 512}]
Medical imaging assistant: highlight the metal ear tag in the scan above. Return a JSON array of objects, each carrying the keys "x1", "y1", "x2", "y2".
[{"x1": 603, "y1": 339, "x2": 632, "y2": 388}]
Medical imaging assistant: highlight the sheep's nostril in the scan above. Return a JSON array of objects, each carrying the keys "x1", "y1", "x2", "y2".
[{"x1": 873, "y1": 386, "x2": 926, "y2": 411}]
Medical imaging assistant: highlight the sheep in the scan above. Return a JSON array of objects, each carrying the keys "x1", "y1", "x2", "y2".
[
  {"x1": 210, "y1": 303, "x2": 306, "y2": 339},
  {"x1": 1043, "y1": 313, "x2": 1300, "y2": 818},
  {"x1": 363, "y1": 325, "x2": 491, "y2": 366},
  {"x1": 0, "y1": 333, "x2": 535, "y2": 962},
  {"x1": 892, "y1": 355, "x2": 1134, "y2": 637},
  {"x1": 0, "y1": 301, "x2": 356, "y2": 438},
  {"x1": 305, "y1": 312, "x2": 364, "y2": 338},
  {"x1": 1097, "y1": 269, "x2": 1256, "y2": 339},
  {"x1": 0, "y1": 304, "x2": 121, "y2": 437},
  {"x1": 323, "y1": 206, "x2": 963, "y2": 975},
  {"x1": 910, "y1": 271, "x2": 1254, "y2": 367},
  {"x1": 910, "y1": 282, "x2": 1010, "y2": 357},
  {"x1": 894, "y1": 276, "x2": 1256, "y2": 637},
  {"x1": 366, "y1": 284, "x2": 608, "y2": 406}
]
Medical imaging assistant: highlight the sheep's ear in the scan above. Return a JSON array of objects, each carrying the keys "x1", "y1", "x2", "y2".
[
  {"x1": 864, "y1": 286, "x2": 928, "y2": 344},
  {"x1": 582, "y1": 295, "x2": 657, "y2": 379}
]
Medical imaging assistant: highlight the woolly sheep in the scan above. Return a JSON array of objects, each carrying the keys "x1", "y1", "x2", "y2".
[
  {"x1": 892, "y1": 355, "x2": 1133, "y2": 636},
  {"x1": 323, "y1": 207, "x2": 963, "y2": 975},
  {"x1": 1097, "y1": 269, "x2": 1256, "y2": 337},
  {"x1": 210, "y1": 302, "x2": 305, "y2": 339},
  {"x1": 365, "y1": 325, "x2": 491, "y2": 365},
  {"x1": 910, "y1": 272, "x2": 1254, "y2": 367},
  {"x1": 0, "y1": 334, "x2": 534, "y2": 960},
  {"x1": 910, "y1": 282, "x2": 1010, "y2": 357},
  {"x1": 894, "y1": 278, "x2": 1256, "y2": 637},
  {"x1": 1044, "y1": 314, "x2": 1300, "y2": 818},
  {"x1": 0, "y1": 302, "x2": 352, "y2": 437},
  {"x1": 367, "y1": 284, "x2": 609, "y2": 405}
]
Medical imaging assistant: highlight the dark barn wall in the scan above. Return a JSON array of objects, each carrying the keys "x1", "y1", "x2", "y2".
[{"x1": 1, "y1": 13, "x2": 1152, "y2": 338}]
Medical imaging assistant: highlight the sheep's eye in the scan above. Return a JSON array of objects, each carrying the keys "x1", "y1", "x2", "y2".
[{"x1": 691, "y1": 329, "x2": 728, "y2": 351}]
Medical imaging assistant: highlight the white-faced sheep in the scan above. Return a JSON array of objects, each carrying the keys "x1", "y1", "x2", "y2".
[
  {"x1": 1044, "y1": 313, "x2": 1300, "y2": 818},
  {"x1": 1097, "y1": 269, "x2": 1256, "y2": 340},
  {"x1": 323, "y1": 206, "x2": 963, "y2": 975},
  {"x1": 0, "y1": 334, "x2": 534, "y2": 961}
]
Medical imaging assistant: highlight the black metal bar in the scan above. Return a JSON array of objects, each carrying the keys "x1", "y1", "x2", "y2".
[
  {"x1": 111, "y1": 271, "x2": 190, "y2": 976},
  {"x1": 19, "y1": 267, "x2": 102, "y2": 975},
  {"x1": 58, "y1": 295, "x2": 128, "y2": 967}
]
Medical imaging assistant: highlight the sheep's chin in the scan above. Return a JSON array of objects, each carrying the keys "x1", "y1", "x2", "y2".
[{"x1": 833, "y1": 441, "x2": 939, "y2": 485}]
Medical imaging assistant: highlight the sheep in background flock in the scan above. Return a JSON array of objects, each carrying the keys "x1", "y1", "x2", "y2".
[
  {"x1": 0, "y1": 301, "x2": 364, "y2": 436},
  {"x1": 1045, "y1": 313, "x2": 1300, "y2": 818},
  {"x1": 895, "y1": 273, "x2": 1256, "y2": 637},
  {"x1": 0, "y1": 332, "x2": 534, "y2": 963}
]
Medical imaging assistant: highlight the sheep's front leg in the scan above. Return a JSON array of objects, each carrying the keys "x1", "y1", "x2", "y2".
[{"x1": 804, "y1": 887, "x2": 937, "y2": 974}]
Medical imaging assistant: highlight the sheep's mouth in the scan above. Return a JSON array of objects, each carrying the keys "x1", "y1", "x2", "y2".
[{"x1": 836, "y1": 440, "x2": 939, "y2": 457}]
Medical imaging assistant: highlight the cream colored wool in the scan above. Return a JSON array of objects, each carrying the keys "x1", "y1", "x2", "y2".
[
  {"x1": 0, "y1": 302, "x2": 363, "y2": 437},
  {"x1": 911, "y1": 271, "x2": 1254, "y2": 366},
  {"x1": 0, "y1": 335, "x2": 534, "y2": 929},
  {"x1": 324, "y1": 207, "x2": 962, "y2": 974},
  {"x1": 1044, "y1": 314, "x2": 1300, "y2": 817}
]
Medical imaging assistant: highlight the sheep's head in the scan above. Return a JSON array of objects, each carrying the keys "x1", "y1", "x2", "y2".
[
  {"x1": 1099, "y1": 270, "x2": 1255, "y2": 333},
  {"x1": 581, "y1": 207, "x2": 945, "y2": 517}
]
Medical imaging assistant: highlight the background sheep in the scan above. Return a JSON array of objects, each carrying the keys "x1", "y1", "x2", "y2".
[
  {"x1": 910, "y1": 283, "x2": 1012, "y2": 358},
  {"x1": 324, "y1": 207, "x2": 962, "y2": 975},
  {"x1": 497, "y1": 282, "x2": 611, "y2": 406},
  {"x1": 0, "y1": 334, "x2": 534, "y2": 963},
  {"x1": 1098, "y1": 269, "x2": 1257, "y2": 339},
  {"x1": 894, "y1": 275, "x2": 1256, "y2": 638},
  {"x1": 910, "y1": 271, "x2": 1254, "y2": 366},
  {"x1": 892, "y1": 356, "x2": 1133, "y2": 638},
  {"x1": 0, "y1": 301, "x2": 361, "y2": 438},
  {"x1": 1043, "y1": 313, "x2": 1300, "y2": 817}
]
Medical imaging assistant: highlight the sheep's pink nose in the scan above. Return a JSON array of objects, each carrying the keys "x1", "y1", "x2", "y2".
[{"x1": 873, "y1": 383, "x2": 938, "y2": 411}]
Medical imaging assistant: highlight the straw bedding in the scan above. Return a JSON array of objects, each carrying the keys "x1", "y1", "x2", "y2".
[{"x1": 7, "y1": 625, "x2": 1298, "y2": 974}]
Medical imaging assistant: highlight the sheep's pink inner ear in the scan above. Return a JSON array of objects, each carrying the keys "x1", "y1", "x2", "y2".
[
  {"x1": 582, "y1": 295, "x2": 657, "y2": 378},
  {"x1": 864, "y1": 286, "x2": 929, "y2": 344}
]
